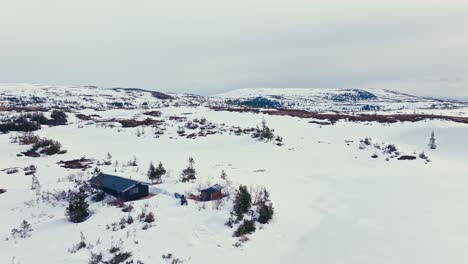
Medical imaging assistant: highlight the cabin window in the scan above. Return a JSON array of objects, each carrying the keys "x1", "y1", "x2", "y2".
[{"x1": 128, "y1": 187, "x2": 139, "y2": 195}]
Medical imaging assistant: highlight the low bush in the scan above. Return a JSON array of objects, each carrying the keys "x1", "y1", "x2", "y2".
[
  {"x1": 91, "y1": 191, "x2": 106, "y2": 202},
  {"x1": 233, "y1": 219, "x2": 256, "y2": 237},
  {"x1": 49, "y1": 110, "x2": 68, "y2": 125},
  {"x1": 110, "y1": 251, "x2": 132, "y2": 264},
  {"x1": 23, "y1": 138, "x2": 64, "y2": 157}
]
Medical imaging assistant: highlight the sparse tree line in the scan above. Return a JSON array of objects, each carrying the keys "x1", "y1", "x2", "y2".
[
  {"x1": 0, "y1": 110, "x2": 68, "y2": 133},
  {"x1": 147, "y1": 157, "x2": 197, "y2": 184}
]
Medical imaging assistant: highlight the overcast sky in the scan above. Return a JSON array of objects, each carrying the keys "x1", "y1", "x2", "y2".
[{"x1": 1, "y1": 0, "x2": 467, "y2": 97}]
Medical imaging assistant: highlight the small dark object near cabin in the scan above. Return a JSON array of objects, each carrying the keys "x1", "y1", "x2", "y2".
[
  {"x1": 398, "y1": 155, "x2": 417, "y2": 160},
  {"x1": 89, "y1": 173, "x2": 149, "y2": 202},
  {"x1": 200, "y1": 184, "x2": 223, "y2": 201},
  {"x1": 180, "y1": 195, "x2": 188, "y2": 206},
  {"x1": 0, "y1": 189, "x2": 6, "y2": 194}
]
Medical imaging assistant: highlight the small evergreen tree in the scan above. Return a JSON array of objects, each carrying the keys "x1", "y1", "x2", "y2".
[
  {"x1": 147, "y1": 162, "x2": 157, "y2": 184},
  {"x1": 66, "y1": 188, "x2": 90, "y2": 223},
  {"x1": 11, "y1": 220, "x2": 33, "y2": 238},
  {"x1": 30, "y1": 174, "x2": 41, "y2": 191},
  {"x1": 220, "y1": 170, "x2": 227, "y2": 180},
  {"x1": 92, "y1": 167, "x2": 102, "y2": 177},
  {"x1": 256, "y1": 189, "x2": 274, "y2": 224},
  {"x1": 130, "y1": 156, "x2": 138, "y2": 166},
  {"x1": 233, "y1": 185, "x2": 252, "y2": 222},
  {"x1": 429, "y1": 131, "x2": 437, "y2": 150},
  {"x1": 252, "y1": 118, "x2": 275, "y2": 141},
  {"x1": 181, "y1": 157, "x2": 196, "y2": 182},
  {"x1": 154, "y1": 162, "x2": 166, "y2": 184}
]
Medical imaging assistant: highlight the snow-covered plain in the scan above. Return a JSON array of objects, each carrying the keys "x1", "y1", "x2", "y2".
[{"x1": 1, "y1": 85, "x2": 468, "y2": 264}]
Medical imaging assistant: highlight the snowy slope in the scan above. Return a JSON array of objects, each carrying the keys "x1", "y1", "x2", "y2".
[{"x1": 1, "y1": 85, "x2": 468, "y2": 264}]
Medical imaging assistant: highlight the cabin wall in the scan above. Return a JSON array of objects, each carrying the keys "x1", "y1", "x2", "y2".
[
  {"x1": 200, "y1": 190, "x2": 223, "y2": 201},
  {"x1": 123, "y1": 184, "x2": 149, "y2": 201},
  {"x1": 211, "y1": 191, "x2": 223, "y2": 200},
  {"x1": 201, "y1": 191, "x2": 210, "y2": 201}
]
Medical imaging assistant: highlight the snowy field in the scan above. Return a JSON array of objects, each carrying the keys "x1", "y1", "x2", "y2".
[{"x1": 1, "y1": 104, "x2": 468, "y2": 264}]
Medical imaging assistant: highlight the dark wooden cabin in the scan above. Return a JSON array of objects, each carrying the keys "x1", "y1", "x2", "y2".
[
  {"x1": 200, "y1": 184, "x2": 223, "y2": 201},
  {"x1": 89, "y1": 173, "x2": 149, "y2": 202}
]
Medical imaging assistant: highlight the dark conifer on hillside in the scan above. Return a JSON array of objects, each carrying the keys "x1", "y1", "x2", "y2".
[
  {"x1": 181, "y1": 157, "x2": 196, "y2": 182},
  {"x1": 154, "y1": 162, "x2": 166, "y2": 184},
  {"x1": 429, "y1": 131, "x2": 437, "y2": 150},
  {"x1": 256, "y1": 189, "x2": 274, "y2": 224},
  {"x1": 147, "y1": 162, "x2": 157, "y2": 184},
  {"x1": 66, "y1": 188, "x2": 90, "y2": 223},
  {"x1": 233, "y1": 185, "x2": 252, "y2": 222}
]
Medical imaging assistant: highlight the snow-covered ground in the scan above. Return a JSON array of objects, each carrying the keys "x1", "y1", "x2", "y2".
[{"x1": 1, "y1": 85, "x2": 468, "y2": 264}]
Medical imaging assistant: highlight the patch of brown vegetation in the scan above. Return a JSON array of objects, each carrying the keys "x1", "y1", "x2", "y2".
[
  {"x1": 211, "y1": 106, "x2": 468, "y2": 124},
  {"x1": 169, "y1": 115, "x2": 187, "y2": 121},
  {"x1": 57, "y1": 158, "x2": 94, "y2": 169},
  {"x1": 0, "y1": 106, "x2": 49, "y2": 112},
  {"x1": 118, "y1": 118, "x2": 164, "y2": 128},
  {"x1": 97, "y1": 118, "x2": 164, "y2": 128},
  {"x1": 398, "y1": 155, "x2": 417, "y2": 160},
  {"x1": 75, "y1": 114, "x2": 92, "y2": 120},
  {"x1": 143, "y1": 111, "x2": 162, "y2": 117},
  {"x1": 76, "y1": 113, "x2": 102, "y2": 121}
]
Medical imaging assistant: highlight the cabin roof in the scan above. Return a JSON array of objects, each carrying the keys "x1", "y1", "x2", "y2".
[
  {"x1": 89, "y1": 173, "x2": 146, "y2": 192},
  {"x1": 201, "y1": 184, "x2": 223, "y2": 193}
]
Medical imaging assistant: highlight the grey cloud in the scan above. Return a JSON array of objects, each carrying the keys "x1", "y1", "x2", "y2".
[{"x1": 0, "y1": 1, "x2": 467, "y2": 97}]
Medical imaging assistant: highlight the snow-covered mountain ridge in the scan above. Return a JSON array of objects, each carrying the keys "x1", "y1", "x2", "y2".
[
  {"x1": 215, "y1": 87, "x2": 468, "y2": 112},
  {"x1": 1, "y1": 84, "x2": 467, "y2": 114},
  {"x1": 0, "y1": 83, "x2": 201, "y2": 110}
]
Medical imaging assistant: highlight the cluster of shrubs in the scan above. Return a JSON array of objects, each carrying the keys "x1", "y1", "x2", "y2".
[
  {"x1": 68, "y1": 232, "x2": 88, "y2": 253},
  {"x1": 252, "y1": 119, "x2": 276, "y2": 142},
  {"x1": 161, "y1": 253, "x2": 183, "y2": 263},
  {"x1": 106, "y1": 203, "x2": 155, "y2": 231},
  {"x1": 23, "y1": 138, "x2": 66, "y2": 157},
  {"x1": 89, "y1": 246, "x2": 137, "y2": 264},
  {"x1": 107, "y1": 215, "x2": 135, "y2": 231},
  {"x1": 138, "y1": 210, "x2": 155, "y2": 230},
  {"x1": 226, "y1": 97, "x2": 283, "y2": 109},
  {"x1": 0, "y1": 114, "x2": 41, "y2": 133},
  {"x1": 12, "y1": 132, "x2": 40, "y2": 145},
  {"x1": 0, "y1": 110, "x2": 67, "y2": 133},
  {"x1": 226, "y1": 185, "x2": 274, "y2": 238}
]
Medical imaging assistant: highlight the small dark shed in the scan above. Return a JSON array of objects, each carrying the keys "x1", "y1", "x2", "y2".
[
  {"x1": 200, "y1": 184, "x2": 223, "y2": 201},
  {"x1": 89, "y1": 173, "x2": 149, "y2": 202}
]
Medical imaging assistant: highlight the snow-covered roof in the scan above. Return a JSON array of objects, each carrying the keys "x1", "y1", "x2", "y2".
[
  {"x1": 201, "y1": 184, "x2": 223, "y2": 193},
  {"x1": 89, "y1": 173, "x2": 147, "y2": 192}
]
